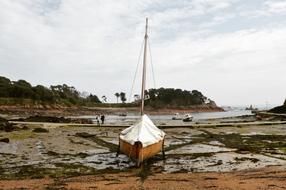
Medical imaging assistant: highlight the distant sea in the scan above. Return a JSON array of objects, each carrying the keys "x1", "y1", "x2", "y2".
[{"x1": 76, "y1": 107, "x2": 255, "y2": 124}]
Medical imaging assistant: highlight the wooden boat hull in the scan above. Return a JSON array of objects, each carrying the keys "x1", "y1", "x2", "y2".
[{"x1": 119, "y1": 138, "x2": 164, "y2": 164}]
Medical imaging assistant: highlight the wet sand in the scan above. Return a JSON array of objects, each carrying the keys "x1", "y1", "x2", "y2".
[
  {"x1": 0, "y1": 166, "x2": 285, "y2": 190},
  {"x1": 0, "y1": 115, "x2": 286, "y2": 189}
]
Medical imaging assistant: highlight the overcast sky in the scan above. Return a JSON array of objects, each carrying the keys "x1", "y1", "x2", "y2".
[{"x1": 0, "y1": 0, "x2": 286, "y2": 106}]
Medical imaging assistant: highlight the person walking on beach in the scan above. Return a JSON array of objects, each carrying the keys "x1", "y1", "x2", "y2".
[
  {"x1": 100, "y1": 115, "x2": 105, "y2": 124},
  {"x1": 95, "y1": 115, "x2": 100, "y2": 125}
]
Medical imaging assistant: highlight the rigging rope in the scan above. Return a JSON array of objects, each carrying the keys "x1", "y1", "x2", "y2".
[
  {"x1": 128, "y1": 39, "x2": 145, "y2": 102},
  {"x1": 148, "y1": 39, "x2": 156, "y2": 90}
]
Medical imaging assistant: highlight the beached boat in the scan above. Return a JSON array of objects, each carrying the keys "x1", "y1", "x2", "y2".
[{"x1": 117, "y1": 18, "x2": 166, "y2": 166}]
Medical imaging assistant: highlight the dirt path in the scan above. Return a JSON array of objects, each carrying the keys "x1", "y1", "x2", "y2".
[{"x1": 0, "y1": 166, "x2": 285, "y2": 190}]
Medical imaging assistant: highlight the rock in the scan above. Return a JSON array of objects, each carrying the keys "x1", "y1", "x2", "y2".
[
  {"x1": 75, "y1": 132, "x2": 94, "y2": 138},
  {"x1": 32, "y1": 127, "x2": 49, "y2": 133},
  {"x1": 269, "y1": 105, "x2": 286, "y2": 114},
  {"x1": 0, "y1": 138, "x2": 9, "y2": 143},
  {"x1": 71, "y1": 118, "x2": 93, "y2": 124},
  {"x1": 17, "y1": 115, "x2": 72, "y2": 123},
  {"x1": 3, "y1": 123, "x2": 14, "y2": 132},
  {"x1": 0, "y1": 117, "x2": 7, "y2": 123}
]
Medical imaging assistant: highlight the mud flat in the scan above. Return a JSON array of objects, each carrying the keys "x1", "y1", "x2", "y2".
[{"x1": 0, "y1": 116, "x2": 286, "y2": 189}]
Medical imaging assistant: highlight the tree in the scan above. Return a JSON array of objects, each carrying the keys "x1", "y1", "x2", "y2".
[
  {"x1": 0, "y1": 76, "x2": 11, "y2": 97},
  {"x1": 144, "y1": 88, "x2": 208, "y2": 107},
  {"x1": 14, "y1": 80, "x2": 32, "y2": 88},
  {"x1": 50, "y1": 84, "x2": 80, "y2": 103},
  {"x1": 33, "y1": 85, "x2": 54, "y2": 101},
  {"x1": 134, "y1": 94, "x2": 140, "y2": 102},
  {"x1": 9, "y1": 80, "x2": 34, "y2": 98},
  {"x1": 115, "y1": 93, "x2": 120, "y2": 103},
  {"x1": 102, "y1": 95, "x2": 107, "y2": 103},
  {"x1": 120, "y1": 92, "x2": 126, "y2": 103},
  {"x1": 0, "y1": 75, "x2": 104, "y2": 106},
  {"x1": 88, "y1": 94, "x2": 101, "y2": 103}
]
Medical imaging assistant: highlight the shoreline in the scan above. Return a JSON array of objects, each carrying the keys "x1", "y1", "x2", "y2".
[{"x1": 0, "y1": 105, "x2": 224, "y2": 117}]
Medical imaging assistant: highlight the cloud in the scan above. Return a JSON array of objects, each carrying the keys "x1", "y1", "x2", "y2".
[
  {"x1": 0, "y1": 0, "x2": 285, "y2": 106},
  {"x1": 240, "y1": 0, "x2": 286, "y2": 18},
  {"x1": 264, "y1": 0, "x2": 286, "y2": 14}
]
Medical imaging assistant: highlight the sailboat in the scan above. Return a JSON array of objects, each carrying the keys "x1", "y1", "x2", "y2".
[{"x1": 117, "y1": 18, "x2": 166, "y2": 166}]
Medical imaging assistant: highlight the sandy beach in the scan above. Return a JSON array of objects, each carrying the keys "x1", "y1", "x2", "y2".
[{"x1": 0, "y1": 166, "x2": 285, "y2": 190}]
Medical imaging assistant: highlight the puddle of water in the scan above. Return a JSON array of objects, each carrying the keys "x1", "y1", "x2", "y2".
[
  {"x1": 0, "y1": 142, "x2": 18, "y2": 154},
  {"x1": 165, "y1": 139, "x2": 187, "y2": 147},
  {"x1": 158, "y1": 152, "x2": 286, "y2": 173},
  {"x1": 242, "y1": 132, "x2": 267, "y2": 136},
  {"x1": 84, "y1": 148, "x2": 109, "y2": 155},
  {"x1": 168, "y1": 144, "x2": 235, "y2": 154},
  {"x1": 208, "y1": 141, "x2": 225, "y2": 146},
  {"x1": 35, "y1": 141, "x2": 48, "y2": 160}
]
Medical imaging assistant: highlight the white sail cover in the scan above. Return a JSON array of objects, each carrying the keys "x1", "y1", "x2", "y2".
[{"x1": 120, "y1": 114, "x2": 165, "y2": 147}]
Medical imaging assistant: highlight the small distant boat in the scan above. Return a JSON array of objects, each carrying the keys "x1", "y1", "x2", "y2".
[
  {"x1": 246, "y1": 105, "x2": 258, "y2": 111},
  {"x1": 172, "y1": 113, "x2": 193, "y2": 122},
  {"x1": 182, "y1": 114, "x2": 193, "y2": 122},
  {"x1": 172, "y1": 113, "x2": 182, "y2": 120},
  {"x1": 117, "y1": 18, "x2": 166, "y2": 166}
]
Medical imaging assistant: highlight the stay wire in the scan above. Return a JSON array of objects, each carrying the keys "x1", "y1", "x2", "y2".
[
  {"x1": 128, "y1": 39, "x2": 145, "y2": 102},
  {"x1": 148, "y1": 39, "x2": 156, "y2": 90}
]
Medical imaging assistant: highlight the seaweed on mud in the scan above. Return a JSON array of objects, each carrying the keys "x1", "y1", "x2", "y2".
[
  {"x1": 171, "y1": 168, "x2": 190, "y2": 173},
  {"x1": 75, "y1": 132, "x2": 118, "y2": 152},
  {"x1": 0, "y1": 165, "x2": 47, "y2": 180},
  {"x1": 32, "y1": 127, "x2": 49, "y2": 133},
  {"x1": 167, "y1": 152, "x2": 215, "y2": 160},
  {"x1": 7, "y1": 131, "x2": 35, "y2": 140},
  {"x1": 0, "y1": 122, "x2": 15, "y2": 132},
  {"x1": 137, "y1": 161, "x2": 153, "y2": 182},
  {"x1": 16, "y1": 116, "x2": 71, "y2": 123},
  {"x1": 46, "y1": 151, "x2": 60, "y2": 156},
  {"x1": 0, "y1": 138, "x2": 9, "y2": 143},
  {"x1": 279, "y1": 147, "x2": 286, "y2": 153},
  {"x1": 198, "y1": 129, "x2": 286, "y2": 154},
  {"x1": 45, "y1": 150, "x2": 89, "y2": 159},
  {"x1": 136, "y1": 156, "x2": 165, "y2": 182},
  {"x1": 0, "y1": 163, "x2": 99, "y2": 180},
  {"x1": 234, "y1": 157, "x2": 259, "y2": 163},
  {"x1": 45, "y1": 186, "x2": 68, "y2": 190},
  {"x1": 0, "y1": 117, "x2": 7, "y2": 123},
  {"x1": 164, "y1": 137, "x2": 205, "y2": 152},
  {"x1": 53, "y1": 163, "x2": 96, "y2": 177}
]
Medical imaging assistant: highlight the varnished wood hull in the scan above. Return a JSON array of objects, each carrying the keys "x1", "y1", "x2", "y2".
[{"x1": 119, "y1": 138, "x2": 164, "y2": 164}]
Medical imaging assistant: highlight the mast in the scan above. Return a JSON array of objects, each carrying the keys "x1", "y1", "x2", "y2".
[{"x1": 140, "y1": 18, "x2": 148, "y2": 116}]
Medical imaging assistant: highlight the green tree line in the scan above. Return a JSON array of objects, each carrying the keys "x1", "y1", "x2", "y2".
[
  {"x1": 0, "y1": 76, "x2": 214, "y2": 108},
  {"x1": 0, "y1": 76, "x2": 101, "y2": 105},
  {"x1": 144, "y1": 88, "x2": 211, "y2": 108}
]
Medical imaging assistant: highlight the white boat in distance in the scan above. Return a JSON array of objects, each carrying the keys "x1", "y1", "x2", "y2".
[{"x1": 172, "y1": 113, "x2": 193, "y2": 122}]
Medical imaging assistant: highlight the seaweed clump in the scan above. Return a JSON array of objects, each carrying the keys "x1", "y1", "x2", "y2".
[
  {"x1": 17, "y1": 115, "x2": 71, "y2": 123},
  {"x1": 199, "y1": 130, "x2": 286, "y2": 153},
  {"x1": 32, "y1": 127, "x2": 49, "y2": 133}
]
